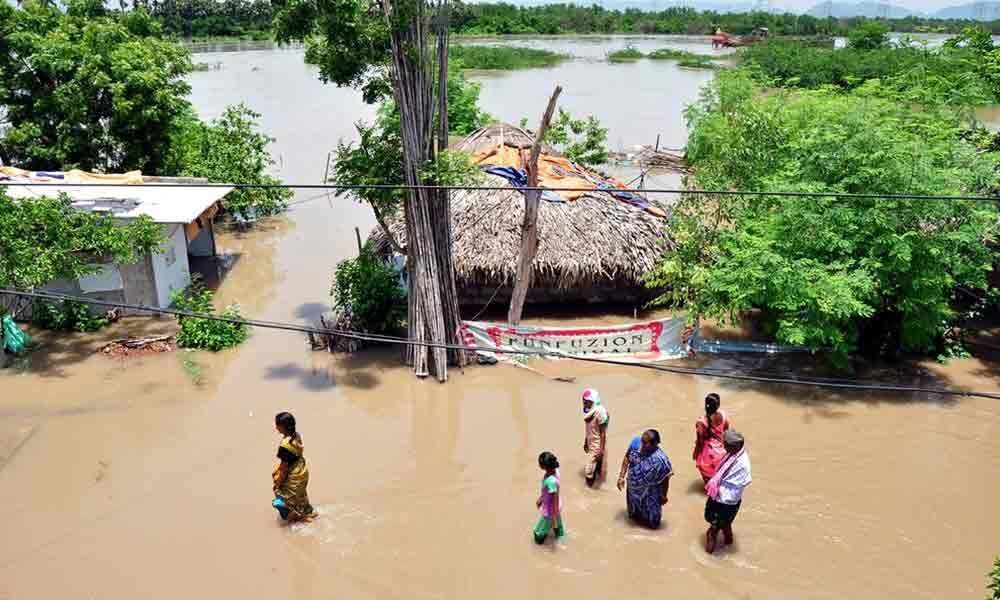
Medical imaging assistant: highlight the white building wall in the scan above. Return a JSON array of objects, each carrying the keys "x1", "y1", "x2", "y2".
[{"x1": 151, "y1": 224, "x2": 191, "y2": 307}]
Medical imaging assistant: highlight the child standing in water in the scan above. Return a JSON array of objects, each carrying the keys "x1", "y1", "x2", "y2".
[
  {"x1": 272, "y1": 412, "x2": 317, "y2": 522},
  {"x1": 533, "y1": 451, "x2": 564, "y2": 544}
]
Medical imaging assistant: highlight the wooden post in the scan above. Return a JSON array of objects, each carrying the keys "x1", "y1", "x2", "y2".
[{"x1": 507, "y1": 85, "x2": 562, "y2": 327}]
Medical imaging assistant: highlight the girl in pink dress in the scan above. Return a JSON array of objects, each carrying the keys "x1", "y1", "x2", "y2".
[{"x1": 693, "y1": 393, "x2": 730, "y2": 483}]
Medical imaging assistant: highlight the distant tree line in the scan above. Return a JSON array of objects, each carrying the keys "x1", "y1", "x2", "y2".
[
  {"x1": 135, "y1": 0, "x2": 274, "y2": 38},
  {"x1": 125, "y1": 0, "x2": 1000, "y2": 40}
]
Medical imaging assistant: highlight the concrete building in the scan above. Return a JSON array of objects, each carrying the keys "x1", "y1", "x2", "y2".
[{"x1": 1, "y1": 175, "x2": 233, "y2": 313}]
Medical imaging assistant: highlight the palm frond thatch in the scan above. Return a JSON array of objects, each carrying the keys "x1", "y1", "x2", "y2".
[{"x1": 369, "y1": 124, "x2": 673, "y2": 303}]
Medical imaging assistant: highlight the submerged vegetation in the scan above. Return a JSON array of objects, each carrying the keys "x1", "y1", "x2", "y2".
[
  {"x1": 611, "y1": 46, "x2": 720, "y2": 69},
  {"x1": 648, "y1": 48, "x2": 717, "y2": 61},
  {"x1": 171, "y1": 279, "x2": 249, "y2": 351},
  {"x1": 450, "y1": 45, "x2": 568, "y2": 70},
  {"x1": 332, "y1": 250, "x2": 406, "y2": 336},
  {"x1": 678, "y1": 56, "x2": 719, "y2": 70},
  {"x1": 607, "y1": 46, "x2": 645, "y2": 62}
]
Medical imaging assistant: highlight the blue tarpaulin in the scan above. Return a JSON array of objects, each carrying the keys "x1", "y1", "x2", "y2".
[{"x1": 482, "y1": 166, "x2": 565, "y2": 203}]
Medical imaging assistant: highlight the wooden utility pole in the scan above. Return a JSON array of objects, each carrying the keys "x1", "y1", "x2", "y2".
[{"x1": 507, "y1": 85, "x2": 562, "y2": 326}]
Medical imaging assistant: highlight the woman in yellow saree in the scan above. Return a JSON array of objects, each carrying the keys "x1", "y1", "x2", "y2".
[{"x1": 272, "y1": 412, "x2": 316, "y2": 522}]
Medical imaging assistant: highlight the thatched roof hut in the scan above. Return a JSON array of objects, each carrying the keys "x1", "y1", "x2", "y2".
[{"x1": 369, "y1": 124, "x2": 672, "y2": 305}]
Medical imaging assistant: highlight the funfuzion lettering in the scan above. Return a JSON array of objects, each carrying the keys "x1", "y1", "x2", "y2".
[{"x1": 459, "y1": 318, "x2": 694, "y2": 364}]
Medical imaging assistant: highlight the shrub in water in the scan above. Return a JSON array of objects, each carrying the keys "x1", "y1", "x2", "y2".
[
  {"x1": 607, "y1": 45, "x2": 644, "y2": 62},
  {"x1": 332, "y1": 251, "x2": 405, "y2": 335},
  {"x1": 171, "y1": 279, "x2": 248, "y2": 351},
  {"x1": 32, "y1": 300, "x2": 108, "y2": 332}
]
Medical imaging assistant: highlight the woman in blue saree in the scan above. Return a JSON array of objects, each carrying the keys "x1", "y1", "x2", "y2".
[{"x1": 616, "y1": 429, "x2": 673, "y2": 528}]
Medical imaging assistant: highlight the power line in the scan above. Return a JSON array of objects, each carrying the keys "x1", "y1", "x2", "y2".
[
  {"x1": 4, "y1": 181, "x2": 1000, "y2": 202},
  {"x1": 3, "y1": 287, "x2": 998, "y2": 401}
]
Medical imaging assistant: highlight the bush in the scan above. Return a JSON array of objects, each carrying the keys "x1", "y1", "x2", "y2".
[
  {"x1": 32, "y1": 300, "x2": 108, "y2": 332},
  {"x1": 650, "y1": 70, "x2": 1000, "y2": 363},
  {"x1": 171, "y1": 279, "x2": 249, "y2": 351},
  {"x1": 332, "y1": 251, "x2": 405, "y2": 335},
  {"x1": 450, "y1": 45, "x2": 568, "y2": 70},
  {"x1": 608, "y1": 46, "x2": 644, "y2": 62},
  {"x1": 648, "y1": 48, "x2": 715, "y2": 61},
  {"x1": 678, "y1": 56, "x2": 718, "y2": 70},
  {"x1": 847, "y1": 20, "x2": 890, "y2": 50}
]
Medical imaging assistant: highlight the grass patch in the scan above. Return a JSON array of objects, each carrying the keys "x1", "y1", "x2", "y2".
[
  {"x1": 607, "y1": 45, "x2": 644, "y2": 62},
  {"x1": 678, "y1": 56, "x2": 719, "y2": 70},
  {"x1": 449, "y1": 45, "x2": 568, "y2": 70},
  {"x1": 648, "y1": 48, "x2": 716, "y2": 61}
]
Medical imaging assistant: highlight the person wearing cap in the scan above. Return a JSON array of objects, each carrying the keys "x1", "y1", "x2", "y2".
[
  {"x1": 581, "y1": 388, "x2": 610, "y2": 487},
  {"x1": 703, "y1": 429, "x2": 752, "y2": 553}
]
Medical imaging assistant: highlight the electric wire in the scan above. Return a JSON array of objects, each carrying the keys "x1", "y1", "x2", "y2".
[{"x1": 3, "y1": 288, "x2": 998, "y2": 400}]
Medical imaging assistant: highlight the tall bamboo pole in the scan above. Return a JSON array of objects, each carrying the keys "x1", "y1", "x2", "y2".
[{"x1": 380, "y1": 0, "x2": 463, "y2": 379}]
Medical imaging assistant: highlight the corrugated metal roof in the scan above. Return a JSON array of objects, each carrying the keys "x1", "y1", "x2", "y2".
[{"x1": 1, "y1": 183, "x2": 233, "y2": 224}]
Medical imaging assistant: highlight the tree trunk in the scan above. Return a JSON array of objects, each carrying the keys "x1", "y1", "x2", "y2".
[{"x1": 507, "y1": 86, "x2": 563, "y2": 326}]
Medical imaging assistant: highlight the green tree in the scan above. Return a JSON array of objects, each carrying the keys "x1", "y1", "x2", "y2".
[
  {"x1": 846, "y1": 20, "x2": 890, "y2": 50},
  {"x1": 165, "y1": 104, "x2": 291, "y2": 216},
  {"x1": 0, "y1": 189, "x2": 163, "y2": 294},
  {"x1": 649, "y1": 71, "x2": 1000, "y2": 363},
  {"x1": 543, "y1": 109, "x2": 609, "y2": 166},
  {"x1": 1, "y1": 2, "x2": 290, "y2": 219},
  {"x1": 0, "y1": 0, "x2": 193, "y2": 172}
]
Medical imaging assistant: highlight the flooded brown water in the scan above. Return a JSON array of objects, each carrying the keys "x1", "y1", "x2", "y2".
[{"x1": 2, "y1": 36, "x2": 1000, "y2": 599}]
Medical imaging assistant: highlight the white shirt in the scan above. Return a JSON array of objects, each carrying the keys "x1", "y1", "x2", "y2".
[{"x1": 717, "y1": 451, "x2": 752, "y2": 505}]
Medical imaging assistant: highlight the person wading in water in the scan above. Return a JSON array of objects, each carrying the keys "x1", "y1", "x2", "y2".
[
  {"x1": 693, "y1": 393, "x2": 730, "y2": 484},
  {"x1": 272, "y1": 412, "x2": 317, "y2": 522},
  {"x1": 704, "y1": 429, "x2": 752, "y2": 553},
  {"x1": 534, "y1": 451, "x2": 565, "y2": 544},
  {"x1": 581, "y1": 388, "x2": 610, "y2": 487},
  {"x1": 617, "y1": 429, "x2": 673, "y2": 528}
]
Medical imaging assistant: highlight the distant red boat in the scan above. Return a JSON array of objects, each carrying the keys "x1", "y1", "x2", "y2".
[{"x1": 712, "y1": 27, "x2": 769, "y2": 48}]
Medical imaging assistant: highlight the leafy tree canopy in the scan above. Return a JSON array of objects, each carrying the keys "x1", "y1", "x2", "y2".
[
  {"x1": 0, "y1": 0, "x2": 193, "y2": 172},
  {"x1": 0, "y1": 189, "x2": 164, "y2": 294},
  {"x1": 648, "y1": 70, "x2": 999, "y2": 363},
  {"x1": 165, "y1": 104, "x2": 291, "y2": 216},
  {"x1": 1, "y1": 2, "x2": 288, "y2": 217},
  {"x1": 846, "y1": 20, "x2": 890, "y2": 50},
  {"x1": 275, "y1": 0, "x2": 392, "y2": 104}
]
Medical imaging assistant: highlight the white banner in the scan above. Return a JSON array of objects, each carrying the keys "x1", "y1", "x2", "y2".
[{"x1": 459, "y1": 317, "x2": 695, "y2": 363}]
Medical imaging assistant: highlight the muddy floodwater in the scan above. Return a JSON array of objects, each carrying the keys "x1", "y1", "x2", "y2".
[{"x1": 2, "y1": 36, "x2": 1000, "y2": 599}]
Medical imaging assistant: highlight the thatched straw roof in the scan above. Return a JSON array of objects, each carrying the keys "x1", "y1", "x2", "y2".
[{"x1": 369, "y1": 124, "x2": 672, "y2": 304}]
